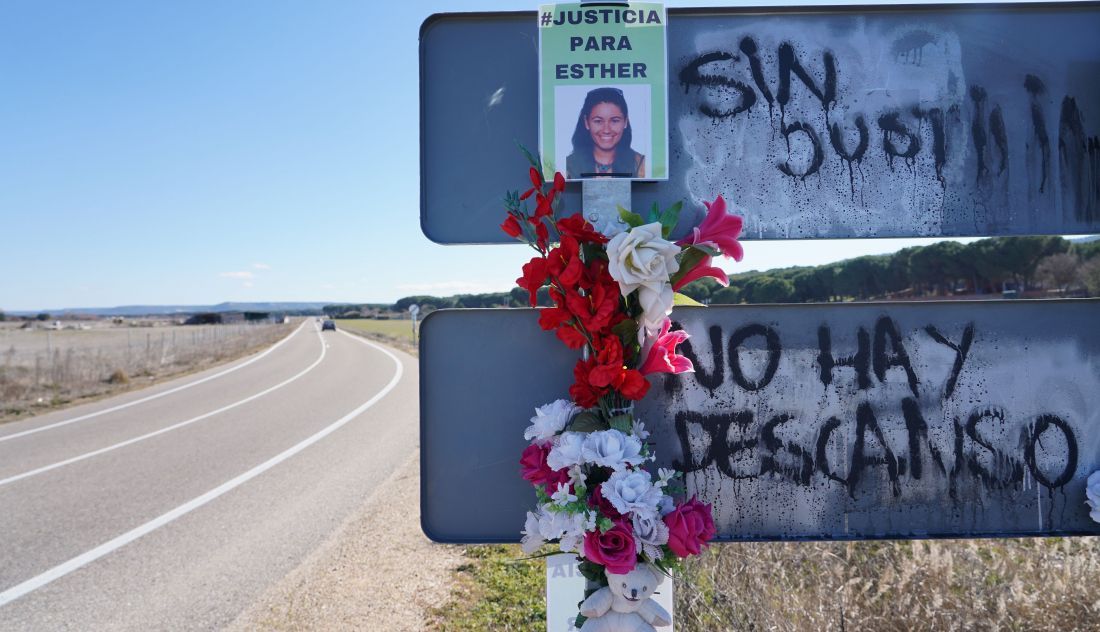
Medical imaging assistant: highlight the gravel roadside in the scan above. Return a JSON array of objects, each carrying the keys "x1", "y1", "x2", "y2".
[{"x1": 227, "y1": 450, "x2": 463, "y2": 631}]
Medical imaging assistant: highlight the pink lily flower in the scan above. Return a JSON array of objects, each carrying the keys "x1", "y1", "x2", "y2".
[
  {"x1": 677, "y1": 195, "x2": 744, "y2": 261},
  {"x1": 673, "y1": 254, "x2": 729, "y2": 291},
  {"x1": 640, "y1": 318, "x2": 694, "y2": 376}
]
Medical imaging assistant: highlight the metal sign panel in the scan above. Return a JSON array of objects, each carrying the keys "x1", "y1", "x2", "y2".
[
  {"x1": 420, "y1": 3, "x2": 1100, "y2": 244},
  {"x1": 420, "y1": 300, "x2": 1100, "y2": 542}
]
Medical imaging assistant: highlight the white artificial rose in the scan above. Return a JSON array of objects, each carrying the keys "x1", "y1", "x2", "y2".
[
  {"x1": 524, "y1": 399, "x2": 580, "y2": 444},
  {"x1": 581, "y1": 429, "x2": 644, "y2": 471},
  {"x1": 605, "y1": 222, "x2": 680, "y2": 337},
  {"x1": 547, "y1": 432, "x2": 585, "y2": 471},
  {"x1": 1087, "y1": 470, "x2": 1100, "y2": 523},
  {"x1": 602, "y1": 469, "x2": 663, "y2": 518},
  {"x1": 633, "y1": 512, "x2": 670, "y2": 561}
]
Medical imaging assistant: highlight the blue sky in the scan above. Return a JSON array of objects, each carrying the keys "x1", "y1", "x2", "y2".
[{"x1": 0, "y1": 0, "x2": 1050, "y2": 311}]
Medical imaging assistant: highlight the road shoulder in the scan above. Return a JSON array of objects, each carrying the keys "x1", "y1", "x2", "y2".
[{"x1": 227, "y1": 450, "x2": 463, "y2": 631}]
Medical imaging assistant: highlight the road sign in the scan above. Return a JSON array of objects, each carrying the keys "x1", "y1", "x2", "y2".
[
  {"x1": 420, "y1": 299, "x2": 1100, "y2": 542},
  {"x1": 420, "y1": 3, "x2": 1100, "y2": 244}
]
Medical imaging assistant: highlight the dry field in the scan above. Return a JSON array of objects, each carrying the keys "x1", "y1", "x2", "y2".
[{"x1": 0, "y1": 320, "x2": 293, "y2": 422}]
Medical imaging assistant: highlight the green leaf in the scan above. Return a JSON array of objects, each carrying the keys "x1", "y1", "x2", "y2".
[
  {"x1": 574, "y1": 614, "x2": 588, "y2": 628},
  {"x1": 658, "y1": 200, "x2": 683, "y2": 239},
  {"x1": 673, "y1": 292, "x2": 705, "y2": 307},
  {"x1": 618, "y1": 206, "x2": 645, "y2": 228},
  {"x1": 515, "y1": 141, "x2": 540, "y2": 168},
  {"x1": 647, "y1": 201, "x2": 660, "y2": 224},
  {"x1": 609, "y1": 414, "x2": 633, "y2": 433},
  {"x1": 597, "y1": 517, "x2": 614, "y2": 533},
  {"x1": 568, "y1": 412, "x2": 609, "y2": 433}
]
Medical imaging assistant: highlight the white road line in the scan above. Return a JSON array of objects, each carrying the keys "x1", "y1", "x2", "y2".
[
  {"x1": 0, "y1": 332, "x2": 404, "y2": 608},
  {"x1": 0, "y1": 326, "x2": 327, "y2": 488},
  {"x1": 0, "y1": 321, "x2": 309, "y2": 444}
]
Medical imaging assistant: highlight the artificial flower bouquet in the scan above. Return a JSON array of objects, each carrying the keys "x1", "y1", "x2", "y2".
[{"x1": 501, "y1": 153, "x2": 745, "y2": 618}]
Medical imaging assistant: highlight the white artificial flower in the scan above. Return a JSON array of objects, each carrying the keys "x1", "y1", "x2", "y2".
[
  {"x1": 558, "y1": 512, "x2": 592, "y2": 554},
  {"x1": 538, "y1": 508, "x2": 575, "y2": 541},
  {"x1": 633, "y1": 512, "x2": 670, "y2": 562},
  {"x1": 602, "y1": 469, "x2": 663, "y2": 518},
  {"x1": 547, "y1": 432, "x2": 586, "y2": 471},
  {"x1": 657, "y1": 468, "x2": 677, "y2": 487},
  {"x1": 632, "y1": 418, "x2": 651, "y2": 441},
  {"x1": 605, "y1": 222, "x2": 680, "y2": 337},
  {"x1": 524, "y1": 399, "x2": 580, "y2": 444},
  {"x1": 551, "y1": 482, "x2": 577, "y2": 507},
  {"x1": 657, "y1": 494, "x2": 676, "y2": 516},
  {"x1": 568, "y1": 465, "x2": 586, "y2": 490},
  {"x1": 581, "y1": 430, "x2": 644, "y2": 471},
  {"x1": 1087, "y1": 470, "x2": 1100, "y2": 523},
  {"x1": 521, "y1": 511, "x2": 546, "y2": 554}
]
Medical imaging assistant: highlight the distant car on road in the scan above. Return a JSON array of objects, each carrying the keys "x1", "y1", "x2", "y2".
[{"x1": 321, "y1": 320, "x2": 336, "y2": 331}]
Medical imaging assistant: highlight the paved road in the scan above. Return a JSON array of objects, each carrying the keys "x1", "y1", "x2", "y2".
[{"x1": 0, "y1": 321, "x2": 418, "y2": 630}]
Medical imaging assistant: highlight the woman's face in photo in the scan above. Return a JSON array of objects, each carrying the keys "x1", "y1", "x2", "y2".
[{"x1": 584, "y1": 102, "x2": 627, "y2": 152}]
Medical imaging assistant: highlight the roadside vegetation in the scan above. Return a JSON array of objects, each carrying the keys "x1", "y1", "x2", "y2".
[
  {"x1": 0, "y1": 321, "x2": 292, "y2": 423},
  {"x1": 325, "y1": 236, "x2": 1100, "y2": 321},
  {"x1": 334, "y1": 318, "x2": 417, "y2": 355},
  {"x1": 431, "y1": 537, "x2": 1100, "y2": 630}
]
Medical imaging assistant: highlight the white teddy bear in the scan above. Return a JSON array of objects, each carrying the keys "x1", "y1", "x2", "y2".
[{"x1": 578, "y1": 564, "x2": 671, "y2": 632}]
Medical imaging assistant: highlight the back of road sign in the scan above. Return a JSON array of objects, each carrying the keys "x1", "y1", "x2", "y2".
[
  {"x1": 420, "y1": 3, "x2": 1100, "y2": 244},
  {"x1": 420, "y1": 300, "x2": 1100, "y2": 543}
]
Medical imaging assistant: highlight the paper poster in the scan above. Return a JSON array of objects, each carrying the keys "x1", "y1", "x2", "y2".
[{"x1": 538, "y1": 3, "x2": 668, "y2": 181}]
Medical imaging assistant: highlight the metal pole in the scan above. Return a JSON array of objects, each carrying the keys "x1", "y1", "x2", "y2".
[{"x1": 577, "y1": 178, "x2": 635, "y2": 602}]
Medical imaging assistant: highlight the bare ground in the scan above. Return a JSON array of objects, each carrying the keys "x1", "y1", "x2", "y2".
[{"x1": 227, "y1": 451, "x2": 463, "y2": 631}]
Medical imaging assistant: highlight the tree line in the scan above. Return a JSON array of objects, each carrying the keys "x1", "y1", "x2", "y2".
[{"x1": 323, "y1": 236, "x2": 1100, "y2": 317}]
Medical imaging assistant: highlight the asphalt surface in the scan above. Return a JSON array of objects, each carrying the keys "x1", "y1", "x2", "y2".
[{"x1": 0, "y1": 321, "x2": 418, "y2": 630}]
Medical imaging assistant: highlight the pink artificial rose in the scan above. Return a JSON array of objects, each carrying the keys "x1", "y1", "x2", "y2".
[
  {"x1": 583, "y1": 519, "x2": 637, "y2": 574},
  {"x1": 519, "y1": 443, "x2": 570, "y2": 489},
  {"x1": 663, "y1": 495, "x2": 716, "y2": 557},
  {"x1": 640, "y1": 318, "x2": 694, "y2": 376},
  {"x1": 677, "y1": 195, "x2": 744, "y2": 261}
]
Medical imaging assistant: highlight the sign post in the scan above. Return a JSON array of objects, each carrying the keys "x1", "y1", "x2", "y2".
[{"x1": 419, "y1": 1, "x2": 1100, "y2": 627}]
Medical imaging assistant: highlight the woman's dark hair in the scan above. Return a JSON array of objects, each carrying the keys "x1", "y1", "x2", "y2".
[{"x1": 570, "y1": 87, "x2": 633, "y2": 155}]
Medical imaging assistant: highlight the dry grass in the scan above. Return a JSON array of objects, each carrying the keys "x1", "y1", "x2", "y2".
[
  {"x1": 336, "y1": 319, "x2": 418, "y2": 356},
  {"x1": 676, "y1": 537, "x2": 1100, "y2": 631},
  {"x1": 0, "y1": 321, "x2": 293, "y2": 423}
]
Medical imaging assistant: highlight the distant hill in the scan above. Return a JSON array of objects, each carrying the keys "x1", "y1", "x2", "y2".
[{"x1": 8, "y1": 302, "x2": 333, "y2": 317}]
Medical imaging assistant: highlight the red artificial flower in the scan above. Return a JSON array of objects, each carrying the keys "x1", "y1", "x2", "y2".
[
  {"x1": 672, "y1": 253, "x2": 730, "y2": 291},
  {"x1": 520, "y1": 166, "x2": 544, "y2": 200},
  {"x1": 640, "y1": 318, "x2": 695, "y2": 376},
  {"x1": 663, "y1": 495, "x2": 717, "y2": 557},
  {"x1": 547, "y1": 236, "x2": 584, "y2": 287},
  {"x1": 519, "y1": 443, "x2": 571, "y2": 489},
  {"x1": 583, "y1": 519, "x2": 637, "y2": 574},
  {"x1": 516, "y1": 256, "x2": 548, "y2": 307},
  {"x1": 618, "y1": 369, "x2": 650, "y2": 400},
  {"x1": 557, "y1": 213, "x2": 608, "y2": 244},
  {"x1": 570, "y1": 356, "x2": 605, "y2": 408},
  {"x1": 537, "y1": 306, "x2": 572, "y2": 331},
  {"x1": 587, "y1": 336, "x2": 625, "y2": 388},
  {"x1": 553, "y1": 171, "x2": 566, "y2": 193},
  {"x1": 501, "y1": 214, "x2": 523, "y2": 238},
  {"x1": 677, "y1": 195, "x2": 744, "y2": 261},
  {"x1": 555, "y1": 325, "x2": 587, "y2": 350}
]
